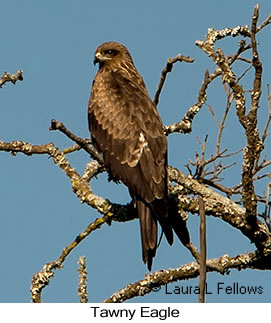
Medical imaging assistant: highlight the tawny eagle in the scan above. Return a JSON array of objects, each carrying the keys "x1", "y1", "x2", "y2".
[{"x1": 88, "y1": 41, "x2": 188, "y2": 270}]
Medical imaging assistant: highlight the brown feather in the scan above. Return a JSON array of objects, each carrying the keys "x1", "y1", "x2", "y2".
[{"x1": 88, "y1": 41, "x2": 189, "y2": 270}]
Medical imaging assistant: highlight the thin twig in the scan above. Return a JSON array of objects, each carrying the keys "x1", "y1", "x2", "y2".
[
  {"x1": 31, "y1": 213, "x2": 111, "y2": 302},
  {"x1": 206, "y1": 104, "x2": 220, "y2": 127},
  {"x1": 154, "y1": 54, "x2": 194, "y2": 106},
  {"x1": 50, "y1": 119, "x2": 104, "y2": 164},
  {"x1": 262, "y1": 84, "x2": 271, "y2": 143},
  {"x1": 62, "y1": 143, "x2": 86, "y2": 154},
  {"x1": 217, "y1": 83, "x2": 234, "y2": 154},
  {"x1": 185, "y1": 242, "x2": 200, "y2": 263},
  {"x1": 257, "y1": 13, "x2": 271, "y2": 32},
  {"x1": 198, "y1": 197, "x2": 206, "y2": 303}
]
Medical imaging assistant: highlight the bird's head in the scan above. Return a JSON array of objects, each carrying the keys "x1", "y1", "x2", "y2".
[{"x1": 93, "y1": 41, "x2": 133, "y2": 69}]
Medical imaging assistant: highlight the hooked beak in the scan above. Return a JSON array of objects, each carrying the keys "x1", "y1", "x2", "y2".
[
  {"x1": 93, "y1": 51, "x2": 112, "y2": 65},
  {"x1": 93, "y1": 52, "x2": 102, "y2": 65}
]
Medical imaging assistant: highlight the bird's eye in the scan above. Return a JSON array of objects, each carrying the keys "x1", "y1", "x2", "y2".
[{"x1": 104, "y1": 49, "x2": 114, "y2": 55}]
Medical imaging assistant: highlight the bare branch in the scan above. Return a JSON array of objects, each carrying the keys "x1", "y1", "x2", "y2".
[
  {"x1": 165, "y1": 69, "x2": 210, "y2": 135},
  {"x1": 0, "y1": 69, "x2": 23, "y2": 88},
  {"x1": 169, "y1": 167, "x2": 271, "y2": 252},
  {"x1": 104, "y1": 251, "x2": 270, "y2": 303},
  {"x1": 257, "y1": 13, "x2": 271, "y2": 32},
  {"x1": 195, "y1": 8, "x2": 266, "y2": 223},
  {"x1": 228, "y1": 40, "x2": 252, "y2": 65},
  {"x1": 206, "y1": 104, "x2": 220, "y2": 127},
  {"x1": 262, "y1": 84, "x2": 271, "y2": 143},
  {"x1": 166, "y1": 35, "x2": 253, "y2": 137},
  {"x1": 195, "y1": 25, "x2": 251, "y2": 60},
  {"x1": 154, "y1": 54, "x2": 194, "y2": 106},
  {"x1": 78, "y1": 256, "x2": 88, "y2": 303},
  {"x1": 50, "y1": 119, "x2": 104, "y2": 164},
  {"x1": 63, "y1": 143, "x2": 86, "y2": 154},
  {"x1": 250, "y1": 4, "x2": 262, "y2": 110},
  {"x1": 0, "y1": 140, "x2": 112, "y2": 214},
  {"x1": 216, "y1": 85, "x2": 234, "y2": 154},
  {"x1": 31, "y1": 213, "x2": 112, "y2": 302},
  {"x1": 185, "y1": 242, "x2": 200, "y2": 263}
]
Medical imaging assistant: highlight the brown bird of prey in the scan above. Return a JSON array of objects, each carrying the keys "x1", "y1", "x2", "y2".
[{"x1": 88, "y1": 41, "x2": 188, "y2": 270}]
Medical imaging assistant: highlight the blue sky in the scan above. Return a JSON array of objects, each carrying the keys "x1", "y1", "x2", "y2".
[{"x1": 1, "y1": 0, "x2": 271, "y2": 303}]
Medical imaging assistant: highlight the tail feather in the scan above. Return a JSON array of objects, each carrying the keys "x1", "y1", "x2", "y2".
[
  {"x1": 168, "y1": 197, "x2": 190, "y2": 246},
  {"x1": 137, "y1": 197, "x2": 190, "y2": 271},
  {"x1": 137, "y1": 200, "x2": 157, "y2": 271},
  {"x1": 151, "y1": 198, "x2": 173, "y2": 246}
]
